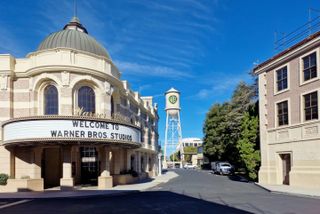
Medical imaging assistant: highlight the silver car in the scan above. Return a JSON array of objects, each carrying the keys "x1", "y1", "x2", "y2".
[{"x1": 216, "y1": 162, "x2": 234, "y2": 175}]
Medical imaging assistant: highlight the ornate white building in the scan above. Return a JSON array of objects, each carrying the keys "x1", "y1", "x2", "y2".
[{"x1": 0, "y1": 17, "x2": 160, "y2": 192}]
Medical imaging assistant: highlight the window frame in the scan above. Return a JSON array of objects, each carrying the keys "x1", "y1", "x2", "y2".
[
  {"x1": 274, "y1": 63, "x2": 290, "y2": 95},
  {"x1": 299, "y1": 49, "x2": 320, "y2": 86},
  {"x1": 44, "y1": 84, "x2": 59, "y2": 115},
  {"x1": 275, "y1": 98, "x2": 290, "y2": 128},
  {"x1": 303, "y1": 91, "x2": 319, "y2": 121},
  {"x1": 303, "y1": 52, "x2": 317, "y2": 82},
  {"x1": 277, "y1": 100, "x2": 289, "y2": 126},
  {"x1": 77, "y1": 86, "x2": 96, "y2": 113}
]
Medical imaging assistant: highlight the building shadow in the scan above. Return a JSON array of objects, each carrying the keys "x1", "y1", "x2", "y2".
[{"x1": 1, "y1": 190, "x2": 252, "y2": 213}]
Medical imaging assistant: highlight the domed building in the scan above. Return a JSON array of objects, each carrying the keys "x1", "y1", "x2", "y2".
[{"x1": 0, "y1": 17, "x2": 160, "y2": 192}]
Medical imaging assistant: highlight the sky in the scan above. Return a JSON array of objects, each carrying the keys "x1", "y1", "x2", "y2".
[{"x1": 1, "y1": 0, "x2": 320, "y2": 147}]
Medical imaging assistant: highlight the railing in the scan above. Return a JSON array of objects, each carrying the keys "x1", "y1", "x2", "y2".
[{"x1": 274, "y1": 15, "x2": 320, "y2": 52}]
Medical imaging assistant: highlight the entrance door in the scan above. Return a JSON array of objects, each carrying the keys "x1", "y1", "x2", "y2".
[
  {"x1": 80, "y1": 147, "x2": 99, "y2": 185},
  {"x1": 280, "y1": 154, "x2": 291, "y2": 185},
  {"x1": 42, "y1": 148, "x2": 61, "y2": 189}
]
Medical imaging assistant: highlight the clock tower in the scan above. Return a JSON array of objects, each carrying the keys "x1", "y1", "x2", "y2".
[{"x1": 163, "y1": 88, "x2": 182, "y2": 169}]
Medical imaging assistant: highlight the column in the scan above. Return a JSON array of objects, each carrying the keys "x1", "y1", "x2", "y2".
[
  {"x1": 113, "y1": 149, "x2": 121, "y2": 175},
  {"x1": 137, "y1": 151, "x2": 141, "y2": 174},
  {"x1": 98, "y1": 146, "x2": 113, "y2": 189},
  {"x1": 126, "y1": 150, "x2": 132, "y2": 171},
  {"x1": 146, "y1": 153, "x2": 151, "y2": 177},
  {"x1": 158, "y1": 153, "x2": 162, "y2": 175},
  {"x1": 32, "y1": 147, "x2": 42, "y2": 179},
  {"x1": 60, "y1": 146, "x2": 74, "y2": 190},
  {"x1": 146, "y1": 153, "x2": 149, "y2": 172},
  {"x1": 30, "y1": 147, "x2": 44, "y2": 191}
]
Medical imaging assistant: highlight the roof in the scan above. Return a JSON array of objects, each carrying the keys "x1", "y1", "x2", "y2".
[
  {"x1": 37, "y1": 17, "x2": 110, "y2": 59},
  {"x1": 253, "y1": 31, "x2": 320, "y2": 73},
  {"x1": 180, "y1": 138, "x2": 203, "y2": 143},
  {"x1": 165, "y1": 87, "x2": 180, "y2": 94}
]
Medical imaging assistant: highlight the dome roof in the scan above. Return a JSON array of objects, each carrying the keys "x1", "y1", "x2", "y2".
[{"x1": 37, "y1": 17, "x2": 110, "y2": 59}]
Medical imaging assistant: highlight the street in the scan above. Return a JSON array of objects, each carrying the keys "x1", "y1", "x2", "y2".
[{"x1": 1, "y1": 169, "x2": 320, "y2": 214}]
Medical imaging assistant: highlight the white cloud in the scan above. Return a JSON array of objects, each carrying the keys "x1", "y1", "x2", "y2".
[
  {"x1": 114, "y1": 60, "x2": 193, "y2": 79},
  {"x1": 191, "y1": 72, "x2": 252, "y2": 100}
]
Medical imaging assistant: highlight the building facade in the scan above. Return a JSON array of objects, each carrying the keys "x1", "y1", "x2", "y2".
[
  {"x1": 254, "y1": 31, "x2": 320, "y2": 188},
  {"x1": 0, "y1": 17, "x2": 160, "y2": 192},
  {"x1": 177, "y1": 138, "x2": 203, "y2": 166}
]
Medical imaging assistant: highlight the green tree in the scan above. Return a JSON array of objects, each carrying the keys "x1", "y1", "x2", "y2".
[
  {"x1": 203, "y1": 102, "x2": 232, "y2": 161},
  {"x1": 184, "y1": 146, "x2": 197, "y2": 154},
  {"x1": 170, "y1": 151, "x2": 181, "y2": 161},
  {"x1": 184, "y1": 154, "x2": 192, "y2": 162},
  {"x1": 237, "y1": 112, "x2": 260, "y2": 180},
  {"x1": 203, "y1": 80, "x2": 260, "y2": 179}
]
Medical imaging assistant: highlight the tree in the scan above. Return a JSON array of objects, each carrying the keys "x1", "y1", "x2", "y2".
[
  {"x1": 237, "y1": 112, "x2": 260, "y2": 180},
  {"x1": 203, "y1": 102, "x2": 232, "y2": 161},
  {"x1": 170, "y1": 151, "x2": 181, "y2": 161},
  {"x1": 184, "y1": 154, "x2": 192, "y2": 162},
  {"x1": 203, "y1": 81, "x2": 261, "y2": 180},
  {"x1": 184, "y1": 146, "x2": 197, "y2": 154}
]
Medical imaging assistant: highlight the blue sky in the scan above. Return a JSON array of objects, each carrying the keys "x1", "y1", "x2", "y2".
[{"x1": 1, "y1": 0, "x2": 320, "y2": 146}]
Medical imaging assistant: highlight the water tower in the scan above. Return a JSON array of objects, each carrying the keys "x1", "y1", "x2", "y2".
[{"x1": 163, "y1": 88, "x2": 182, "y2": 169}]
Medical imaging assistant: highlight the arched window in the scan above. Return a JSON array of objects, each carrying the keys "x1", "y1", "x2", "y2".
[
  {"x1": 78, "y1": 86, "x2": 95, "y2": 113},
  {"x1": 44, "y1": 85, "x2": 58, "y2": 115}
]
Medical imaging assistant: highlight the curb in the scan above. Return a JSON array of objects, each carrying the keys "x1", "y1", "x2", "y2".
[
  {"x1": 0, "y1": 172, "x2": 179, "y2": 199},
  {"x1": 254, "y1": 183, "x2": 320, "y2": 199},
  {"x1": 253, "y1": 182, "x2": 272, "y2": 192}
]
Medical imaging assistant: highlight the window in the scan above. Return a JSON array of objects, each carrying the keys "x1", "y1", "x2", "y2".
[
  {"x1": 277, "y1": 101, "x2": 288, "y2": 126},
  {"x1": 120, "y1": 96, "x2": 127, "y2": 106},
  {"x1": 78, "y1": 86, "x2": 95, "y2": 113},
  {"x1": 303, "y1": 52, "x2": 317, "y2": 81},
  {"x1": 304, "y1": 91, "x2": 318, "y2": 121},
  {"x1": 44, "y1": 85, "x2": 58, "y2": 115},
  {"x1": 276, "y1": 66, "x2": 288, "y2": 91}
]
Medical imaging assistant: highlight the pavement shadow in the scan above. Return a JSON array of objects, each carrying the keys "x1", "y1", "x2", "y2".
[
  {"x1": 227, "y1": 174, "x2": 249, "y2": 183},
  {"x1": 0, "y1": 191, "x2": 252, "y2": 213},
  {"x1": 161, "y1": 169, "x2": 168, "y2": 174}
]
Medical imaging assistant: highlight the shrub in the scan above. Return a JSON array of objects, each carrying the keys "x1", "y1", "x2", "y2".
[{"x1": 0, "y1": 173, "x2": 9, "y2": 185}]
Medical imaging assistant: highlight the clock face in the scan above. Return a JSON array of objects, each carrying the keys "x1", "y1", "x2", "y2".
[{"x1": 169, "y1": 95, "x2": 178, "y2": 104}]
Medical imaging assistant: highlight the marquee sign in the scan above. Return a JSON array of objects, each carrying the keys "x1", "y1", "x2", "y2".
[{"x1": 2, "y1": 118, "x2": 141, "y2": 144}]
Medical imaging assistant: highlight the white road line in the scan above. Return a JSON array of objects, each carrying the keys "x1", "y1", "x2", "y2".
[{"x1": 0, "y1": 200, "x2": 32, "y2": 210}]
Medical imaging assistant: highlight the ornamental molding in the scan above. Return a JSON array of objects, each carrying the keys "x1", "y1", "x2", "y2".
[
  {"x1": 0, "y1": 75, "x2": 8, "y2": 90},
  {"x1": 61, "y1": 71, "x2": 70, "y2": 87}
]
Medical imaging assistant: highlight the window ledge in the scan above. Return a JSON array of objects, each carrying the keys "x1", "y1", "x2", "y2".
[
  {"x1": 300, "y1": 77, "x2": 319, "y2": 87},
  {"x1": 274, "y1": 88, "x2": 289, "y2": 96}
]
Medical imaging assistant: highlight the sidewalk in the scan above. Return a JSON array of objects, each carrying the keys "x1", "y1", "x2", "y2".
[
  {"x1": 256, "y1": 183, "x2": 320, "y2": 198},
  {"x1": 0, "y1": 171, "x2": 178, "y2": 199}
]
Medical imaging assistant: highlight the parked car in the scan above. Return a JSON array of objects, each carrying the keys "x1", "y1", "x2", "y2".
[
  {"x1": 184, "y1": 163, "x2": 197, "y2": 169},
  {"x1": 216, "y1": 162, "x2": 234, "y2": 175}
]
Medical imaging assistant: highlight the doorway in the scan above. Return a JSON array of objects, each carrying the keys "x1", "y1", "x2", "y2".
[
  {"x1": 42, "y1": 148, "x2": 61, "y2": 189},
  {"x1": 280, "y1": 153, "x2": 291, "y2": 185},
  {"x1": 80, "y1": 147, "x2": 99, "y2": 185}
]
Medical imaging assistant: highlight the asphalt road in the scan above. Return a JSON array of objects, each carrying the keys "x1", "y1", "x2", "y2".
[{"x1": 1, "y1": 169, "x2": 320, "y2": 214}]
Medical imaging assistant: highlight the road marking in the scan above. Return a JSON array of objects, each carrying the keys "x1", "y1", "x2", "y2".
[{"x1": 0, "y1": 200, "x2": 31, "y2": 210}]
